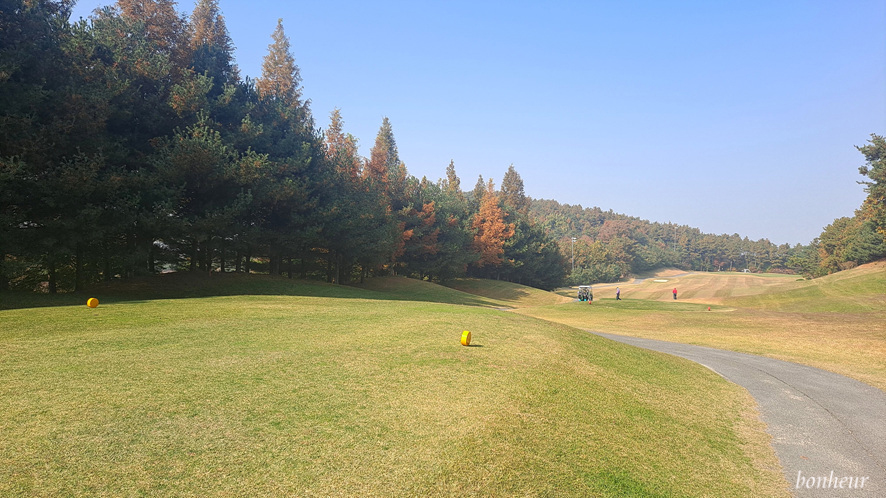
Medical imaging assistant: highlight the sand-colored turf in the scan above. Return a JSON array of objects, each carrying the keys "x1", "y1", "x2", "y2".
[{"x1": 521, "y1": 261, "x2": 886, "y2": 391}]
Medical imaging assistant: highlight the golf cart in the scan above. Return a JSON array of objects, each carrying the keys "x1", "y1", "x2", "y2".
[{"x1": 577, "y1": 285, "x2": 593, "y2": 303}]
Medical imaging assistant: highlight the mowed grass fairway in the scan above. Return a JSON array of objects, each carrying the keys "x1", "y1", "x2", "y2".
[
  {"x1": 0, "y1": 275, "x2": 787, "y2": 496},
  {"x1": 520, "y1": 261, "x2": 886, "y2": 391}
]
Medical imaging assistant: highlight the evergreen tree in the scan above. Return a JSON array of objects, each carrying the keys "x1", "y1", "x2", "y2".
[
  {"x1": 442, "y1": 160, "x2": 463, "y2": 199},
  {"x1": 501, "y1": 164, "x2": 528, "y2": 215},
  {"x1": 152, "y1": 116, "x2": 260, "y2": 271},
  {"x1": 468, "y1": 174, "x2": 485, "y2": 214},
  {"x1": 857, "y1": 134, "x2": 886, "y2": 239},
  {"x1": 249, "y1": 18, "x2": 324, "y2": 276},
  {"x1": 321, "y1": 109, "x2": 398, "y2": 282}
]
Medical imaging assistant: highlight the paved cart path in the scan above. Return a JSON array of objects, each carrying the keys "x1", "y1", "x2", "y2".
[{"x1": 592, "y1": 332, "x2": 886, "y2": 498}]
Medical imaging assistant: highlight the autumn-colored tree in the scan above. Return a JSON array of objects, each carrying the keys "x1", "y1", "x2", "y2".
[
  {"x1": 115, "y1": 0, "x2": 189, "y2": 73},
  {"x1": 254, "y1": 18, "x2": 303, "y2": 109},
  {"x1": 365, "y1": 117, "x2": 400, "y2": 186},
  {"x1": 190, "y1": 0, "x2": 239, "y2": 86},
  {"x1": 325, "y1": 108, "x2": 362, "y2": 179},
  {"x1": 472, "y1": 179, "x2": 515, "y2": 268}
]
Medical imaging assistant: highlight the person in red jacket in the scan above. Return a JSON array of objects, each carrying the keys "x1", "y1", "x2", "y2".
[{"x1": 672, "y1": 287, "x2": 678, "y2": 300}]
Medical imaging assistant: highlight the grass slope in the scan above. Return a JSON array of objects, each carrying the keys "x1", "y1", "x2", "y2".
[
  {"x1": 0, "y1": 276, "x2": 787, "y2": 496},
  {"x1": 726, "y1": 260, "x2": 886, "y2": 312},
  {"x1": 520, "y1": 262, "x2": 886, "y2": 391}
]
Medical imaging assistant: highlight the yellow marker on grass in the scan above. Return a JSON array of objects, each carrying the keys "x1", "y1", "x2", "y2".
[
  {"x1": 461, "y1": 330, "x2": 471, "y2": 346},
  {"x1": 87, "y1": 298, "x2": 99, "y2": 308}
]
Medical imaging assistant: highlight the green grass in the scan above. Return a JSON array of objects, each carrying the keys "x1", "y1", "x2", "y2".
[
  {"x1": 0, "y1": 277, "x2": 787, "y2": 496},
  {"x1": 726, "y1": 263, "x2": 886, "y2": 312}
]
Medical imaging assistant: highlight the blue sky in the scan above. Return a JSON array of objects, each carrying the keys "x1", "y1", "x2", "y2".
[{"x1": 70, "y1": 0, "x2": 886, "y2": 245}]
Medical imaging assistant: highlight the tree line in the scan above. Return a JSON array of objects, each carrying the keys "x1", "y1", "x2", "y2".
[
  {"x1": 0, "y1": 0, "x2": 565, "y2": 292},
  {"x1": 800, "y1": 135, "x2": 886, "y2": 277},
  {"x1": 531, "y1": 134, "x2": 885, "y2": 282},
  {"x1": 2, "y1": 2, "x2": 882, "y2": 293},
  {"x1": 531, "y1": 199, "x2": 799, "y2": 283}
]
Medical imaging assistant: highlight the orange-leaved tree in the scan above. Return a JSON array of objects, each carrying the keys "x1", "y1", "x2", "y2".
[{"x1": 472, "y1": 179, "x2": 515, "y2": 268}]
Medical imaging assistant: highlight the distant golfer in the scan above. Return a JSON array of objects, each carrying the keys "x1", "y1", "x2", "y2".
[
  {"x1": 616, "y1": 287, "x2": 621, "y2": 300},
  {"x1": 672, "y1": 287, "x2": 678, "y2": 300}
]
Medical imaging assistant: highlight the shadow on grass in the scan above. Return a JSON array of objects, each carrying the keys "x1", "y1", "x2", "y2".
[
  {"x1": 0, "y1": 272, "x2": 503, "y2": 311},
  {"x1": 443, "y1": 278, "x2": 534, "y2": 302}
]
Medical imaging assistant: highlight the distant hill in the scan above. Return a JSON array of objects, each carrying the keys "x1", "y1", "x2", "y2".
[{"x1": 529, "y1": 198, "x2": 800, "y2": 282}]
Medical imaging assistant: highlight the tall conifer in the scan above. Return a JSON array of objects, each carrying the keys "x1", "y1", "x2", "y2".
[
  {"x1": 858, "y1": 134, "x2": 886, "y2": 239},
  {"x1": 255, "y1": 18, "x2": 302, "y2": 109},
  {"x1": 472, "y1": 179, "x2": 515, "y2": 268},
  {"x1": 501, "y1": 164, "x2": 528, "y2": 215},
  {"x1": 366, "y1": 117, "x2": 400, "y2": 184},
  {"x1": 189, "y1": 0, "x2": 239, "y2": 85},
  {"x1": 325, "y1": 108, "x2": 362, "y2": 179},
  {"x1": 115, "y1": 0, "x2": 189, "y2": 72}
]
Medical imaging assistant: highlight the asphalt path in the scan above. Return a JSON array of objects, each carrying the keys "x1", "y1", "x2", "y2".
[{"x1": 592, "y1": 332, "x2": 886, "y2": 497}]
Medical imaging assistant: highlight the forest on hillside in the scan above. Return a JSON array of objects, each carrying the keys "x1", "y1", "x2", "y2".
[{"x1": 2, "y1": 1, "x2": 884, "y2": 293}]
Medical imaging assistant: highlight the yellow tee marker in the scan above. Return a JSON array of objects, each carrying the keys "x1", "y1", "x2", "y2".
[
  {"x1": 87, "y1": 298, "x2": 99, "y2": 308},
  {"x1": 461, "y1": 330, "x2": 471, "y2": 346}
]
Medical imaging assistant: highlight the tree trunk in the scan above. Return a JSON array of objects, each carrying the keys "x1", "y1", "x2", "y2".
[
  {"x1": 244, "y1": 246, "x2": 252, "y2": 274},
  {"x1": 0, "y1": 253, "x2": 8, "y2": 291},
  {"x1": 202, "y1": 240, "x2": 211, "y2": 273},
  {"x1": 74, "y1": 243, "x2": 84, "y2": 292},
  {"x1": 287, "y1": 256, "x2": 293, "y2": 279},
  {"x1": 190, "y1": 240, "x2": 198, "y2": 272},
  {"x1": 48, "y1": 258, "x2": 57, "y2": 294},
  {"x1": 268, "y1": 245, "x2": 279, "y2": 276},
  {"x1": 148, "y1": 242, "x2": 156, "y2": 274},
  {"x1": 103, "y1": 241, "x2": 112, "y2": 282}
]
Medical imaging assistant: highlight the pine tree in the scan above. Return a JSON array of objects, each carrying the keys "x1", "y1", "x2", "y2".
[
  {"x1": 468, "y1": 174, "x2": 485, "y2": 214},
  {"x1": 501, "y1": 164, "x2": 528, "y2": 215},
  {"x1": 255, "y1": 18, "x2": 303, "y2": 109},
  {"x1": 442, "y1": 160, "x2": 465, "y2": 202},
  {"x1": 858, "y1": 134, "x2": 886, "y2": 239}
]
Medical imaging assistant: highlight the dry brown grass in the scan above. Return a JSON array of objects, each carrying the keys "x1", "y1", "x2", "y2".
[{"x1": 522, "y1": 262, "x2": 886, "y2": 391}]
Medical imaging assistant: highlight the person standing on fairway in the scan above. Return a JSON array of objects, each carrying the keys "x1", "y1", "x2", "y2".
[
  {"x1": 616, "y1": 287, "x2": 621, "y2": 300},
  {"x1": 672, "y1": 287, "x2": 678, "y2": 300}
]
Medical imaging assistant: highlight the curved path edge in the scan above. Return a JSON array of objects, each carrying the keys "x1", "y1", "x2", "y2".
[{"x1": 591, "y1": 331, "x2": 886, "y2": 497}]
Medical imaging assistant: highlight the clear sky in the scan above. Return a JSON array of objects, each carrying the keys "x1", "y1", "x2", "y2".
[{"x1": 70, "y1": 0, "x2": 886, "y2": 245}]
